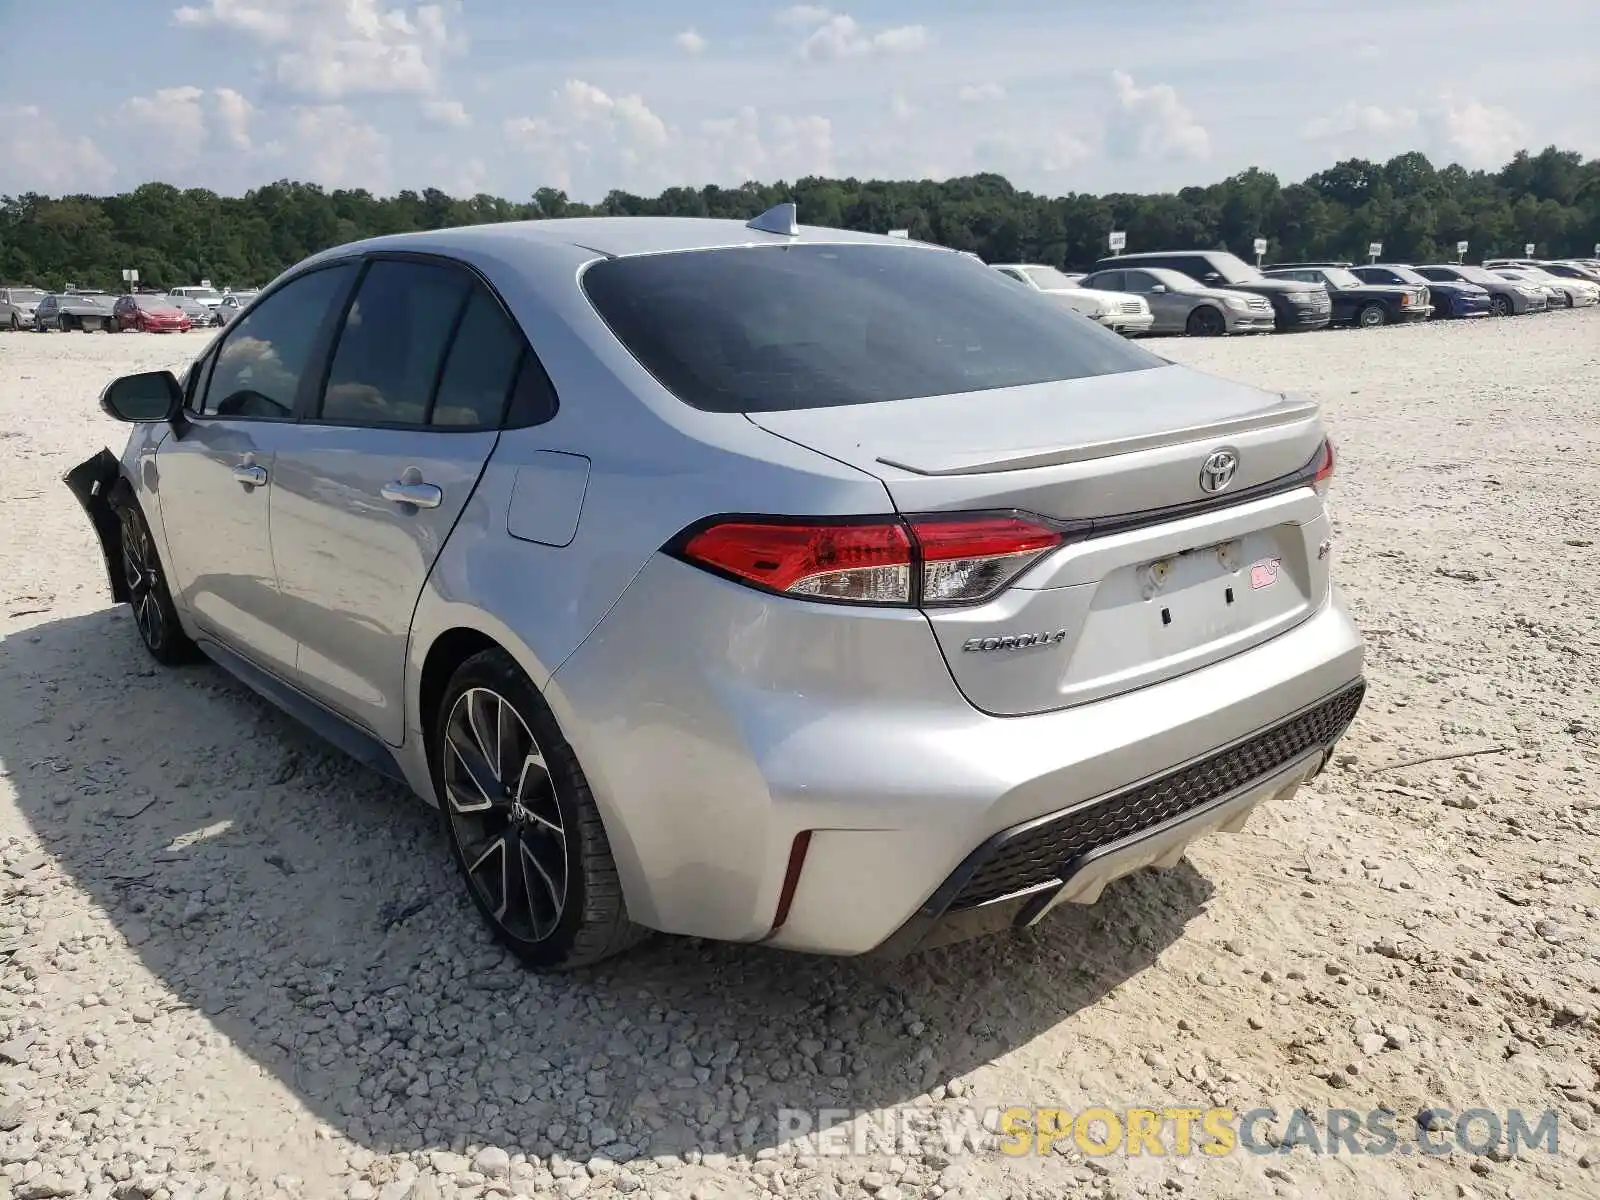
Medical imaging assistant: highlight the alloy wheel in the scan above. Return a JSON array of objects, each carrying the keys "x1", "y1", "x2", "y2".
[
  {"x1": 120, "y1": 512, "x2": 167, "y2": 652},
  {"x1": 442, "y1": 687, "x2": 569, "y2": 944}
]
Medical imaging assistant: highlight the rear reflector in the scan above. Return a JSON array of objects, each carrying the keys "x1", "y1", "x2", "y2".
[{"x1": 675, "y1": 512, "x2": 1066, "y2": 608}]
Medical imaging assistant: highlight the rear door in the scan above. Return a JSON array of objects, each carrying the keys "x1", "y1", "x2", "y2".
[{"x1": 266, "y1": 255, "x2": 537, "y2": 744}]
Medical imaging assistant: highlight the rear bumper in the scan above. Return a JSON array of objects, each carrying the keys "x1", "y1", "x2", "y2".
[
  {"x1": 871, "y1": 680, "x2": 1362, "y2": 957},
  {"x1": 554, "y1": 554, "x2": 1366, "y2": 954}
]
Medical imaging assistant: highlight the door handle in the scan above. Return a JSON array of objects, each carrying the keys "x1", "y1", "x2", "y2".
[
  {"x1": 232, "y1": 464, "x2": 268, "y2": 487},
  {"x1": 381, "y1": 481, "x2": 443, "y2": 509}
]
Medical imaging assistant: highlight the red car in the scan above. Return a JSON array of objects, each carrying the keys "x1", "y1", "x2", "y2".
[{"x1": 113, "y1": 294, "x2": 192, "y2": 333}]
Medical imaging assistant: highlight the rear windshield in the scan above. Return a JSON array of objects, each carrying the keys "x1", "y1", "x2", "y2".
[{"x1": 581, "y1": 244, "x2": 1165, "y2": 413}]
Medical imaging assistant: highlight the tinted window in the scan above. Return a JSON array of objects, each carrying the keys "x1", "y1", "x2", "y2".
[
  {"x1": 505, "y1": 354, "x2": 559, "y2": 427},
  {"x1": 201, "y1": 264, "x2": 355, "y2": 419},
  {"x1": 430, "y1": 289, "x2": 526, "y2": 427},
  {"x1": 583, "y1": 245, "x2": 1164, "y2": 413},
  {"x1": 1094, "y1": 271, "x2": 1128, "y2": 291},
  {"x1": 319, "y1": 260, "x2": 471, "y2": 426}
]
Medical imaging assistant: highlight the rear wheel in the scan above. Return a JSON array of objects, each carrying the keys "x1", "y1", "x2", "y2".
[
  {"x1": 1357, "y1": 303, "x2": 1386, "y2": 328},
  {"x1": 433, "y1": 648, "x2": 648, "y2": 970},
  {"x1": 111, "y1": 493, "x2": 199, "y2": 666},
  {"x1": 1185, "y1": 305, "x2": 1226, "y2": 337},
  {"x1": 1490, "y1": 294, "x2": 1512, "y2": 317}
]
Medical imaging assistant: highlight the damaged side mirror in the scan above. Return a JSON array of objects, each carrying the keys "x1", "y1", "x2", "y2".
[{"x1": 100, "y1": 370, "x2": 183, "y2": 424}]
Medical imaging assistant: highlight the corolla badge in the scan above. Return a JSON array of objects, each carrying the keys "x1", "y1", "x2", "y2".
[
  {"x1": 1198, "y1": 447, "x2": 1239, "y2": 494},
  {"x1": 962, "y1": 630, "x2": 1069, "y2": 652}
]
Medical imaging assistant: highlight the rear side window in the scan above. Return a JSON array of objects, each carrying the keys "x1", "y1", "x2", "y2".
[
  {"x1": 582, "y1": 244, "x2": 1164, "y2": 413},
  {"x1": 430, "y1": 289, "x2": 526, "y2": 427},
  {"x1": 320, "y1": 259, "x2": 472, "y2": 426},
  {"x1": 201, "y1": 263, "x2": 355, "y2": 419}
]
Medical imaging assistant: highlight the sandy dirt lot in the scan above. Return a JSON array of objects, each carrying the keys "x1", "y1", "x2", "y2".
[{"x1": 1, "y1": 312, "x2": 1598, "y2": 1200}]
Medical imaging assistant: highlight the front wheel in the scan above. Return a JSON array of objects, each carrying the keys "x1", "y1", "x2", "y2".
[
  {"x1": 7, "y1": 314, "x2": 18, "y2": 331},
  {"x1": 58, "y1": 315, "x2": 71, "y2": 332},
  {"x1": 1357, "y1": 303, "x2": 1386, "y2": 328},
  {"x1": 1185, "y1": 305, "x2": 1226, "y2": 337},
  {"x1": 1490, "y1": 295, "x2": 1512, "y2": 317},
  {"x1": 111, "y1": 494, "x2": 199, "y2": 666},
  {"x1": 433, "y1": 648, "x2": 648, "y2": 970}
]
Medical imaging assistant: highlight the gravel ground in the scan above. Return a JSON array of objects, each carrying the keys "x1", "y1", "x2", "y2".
[{"x1": 1, "y1": 312, "x2": 1598, "y2": 1200}]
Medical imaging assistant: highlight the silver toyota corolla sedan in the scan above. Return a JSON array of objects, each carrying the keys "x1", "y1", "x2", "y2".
[{"x1": 67, "y1": 206, "x2": 1366, "y2": 969}]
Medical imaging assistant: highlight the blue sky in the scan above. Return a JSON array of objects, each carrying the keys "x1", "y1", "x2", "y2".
[{"x1": 1, "y1": 0, "x2": 1596, "y2": 200}]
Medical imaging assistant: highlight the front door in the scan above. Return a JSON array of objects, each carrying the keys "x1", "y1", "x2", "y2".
[
  {"x1": 267, "y1": 257, "x2": 529, "y2": 743},
  {"x1": 156, "y1": 262, "x2": 358, "y2": 677}
]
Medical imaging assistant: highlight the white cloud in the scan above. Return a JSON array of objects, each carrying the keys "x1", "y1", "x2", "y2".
[
  {"x1": 1425, "y1": 94, "x2": 1525, "y2": 168},
  {"x1": 114, "y1": 86, "x2": 256, "y2": 166},
  {"x1": 421, "y1": 98, "x2": 470, "y2": 128},
  {"x1": 1106, "y1": 70, "x2": 1210, "y2": 161},
  {"x1": 0, "y1": 106, "x2": 116, "y2": 193},
  {"x1": 172, "y1": 0, "x2": 463, "y2": 100},
  {"x1": 957, "y1": 83, "x2": 1006, "y2": 104},
  {"x1": 674, "y1": 28, "x2": 707, "y2": 54},
  {"x1": 779, "y1": 7, "x2": 929, "y2": 60},
  {"x1": 889, "y1": 91, "x2": 916, "y2": 122},
  {"x1": 1300, "y1": 102, "x2": 1418, "y2": 143},
  {"x1": 213, "y1": 87, "x2": 256, "y2": 150},
  {"x1": 290, "y1": 104, "x2": 390, "y2": 188},
  {"x1": 504, "y1": 80, "x2": 833, "y2": 195}
]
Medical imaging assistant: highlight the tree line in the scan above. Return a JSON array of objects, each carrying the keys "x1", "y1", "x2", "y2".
[{"x1": 1, "y1": 146, "x2": 1596, "y2": 293}]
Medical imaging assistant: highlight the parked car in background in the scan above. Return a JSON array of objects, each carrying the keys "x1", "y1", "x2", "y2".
[
  {"x1": 1412, "y1": 264, "x2": 1548, "y2": 316},
  {"x1": 34, "y1": 291, "x2": 118, "y2": 332},
  {"x1": 1351, "y1": 264, "x2": 1490, "y2": 319},
  {"x1": 1076, "y1": 265, "x2": 1276, "y2": 336},
  {"x1": 1492, "y1": 265, "x2": 1599, "y2": 308},
  {"x1": 1262, "y1": 264, "x2": 1429, "y2": 328},
  {"x1": 216, "y1": 290, "x2": 259, "y2": 325},
  {"x1": 164, "y1": 293, "x2": 220, "y2": 326},
  {"x1": 1537, "y1": 261, "x2": 1600, "y2": 285},
  {"x1": 1, "y1": 286, "x2": 45, "y2": 330},
  {"x1": 65, "y1": 210, "x2": 1365, "y2": 968},
  {"x1": 113, "y1": 294, "x2": 193, "y2": 333},
  {"x1": 990, "y1": 263, "x2": 1156, "y2": 335},
  {"x1": 1091, "y1": 251, "x2": 1332, "y2": 331},
  {"x1": 169, "y1": 285, "x2": 225, "y2": 315}
]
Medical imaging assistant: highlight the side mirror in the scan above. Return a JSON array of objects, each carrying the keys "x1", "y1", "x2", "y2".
[
  {"x1": 1202, "y1": 273, "x2": 1222, "y2": 284},
  {"x1": 1149, "y1": 284, "x2": 1167, "y2": 294},
  {"x1": 100, "y1": 370, "x2": 183, "y2": 423}
]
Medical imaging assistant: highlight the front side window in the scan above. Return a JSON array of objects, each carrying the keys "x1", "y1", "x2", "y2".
[
  {"x1": 199, "y1": 263, "x2": 355, "y2": 420},
  {"x1": 319, "y1": 259, "x2": 472, "y2": 426},
  {"x1": 583, "y1": 244, "x2": 1166, "y2": 414}
]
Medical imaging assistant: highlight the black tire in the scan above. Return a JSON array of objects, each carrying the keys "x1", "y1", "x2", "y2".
[
  {"x1": 7, "y1": 314, "x2": 17, "y2": 331},
  {"x1": 1490, "y1": 294, "x2": 1512, "y2": 317},
  {"x1": 110, "y1": 492, "x2": 199, "y2": 666},
  {"x1": 1563, "y1": 292, "x2": 1575, "y2": 309},
  {"x1": 1357, "y1": 303, "x2": 1386, "y2": 328},
  {"x1": 432, "y1": 647, "x2": 648, "y2": 970},
  {"x1": 1185, "y1": 305, "x2": 1226, "y2": 337},
  {"x1": 58, "y1": 315, "x2": 71, "y2": 332}
]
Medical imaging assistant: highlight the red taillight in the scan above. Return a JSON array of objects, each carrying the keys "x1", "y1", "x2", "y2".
[
  {"x1": 1312, "y1": 438, "x2": 1335, "y2": 499},
  {"x1": 680, "y1": 519, "x2": 914, "y2": 603},
  {"x1": 907, "y1": 514, "x2": 1064, "y2": 605},
  {"x1": 676, "y1": 513, "x2": 1065, "y2": 607}
]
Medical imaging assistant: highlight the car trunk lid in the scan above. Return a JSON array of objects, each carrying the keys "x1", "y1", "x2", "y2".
[{"x1": 746, "y1": 363, "x2": 1333, "y2": 715}]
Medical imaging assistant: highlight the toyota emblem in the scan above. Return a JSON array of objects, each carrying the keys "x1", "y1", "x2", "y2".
[{"x1": 1199, "y1": 448, "x2": 1239, "y2": 494}]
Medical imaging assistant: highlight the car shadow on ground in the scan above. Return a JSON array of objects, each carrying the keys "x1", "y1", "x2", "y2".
[{"x1": 2, "y1": 607, "x2": 1216, "y2": 1163}]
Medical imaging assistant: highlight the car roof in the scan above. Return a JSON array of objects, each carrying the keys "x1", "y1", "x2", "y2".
[
  {"x1": 307, "y1": 216, "x2": 911, "y2": 264},
  {"x1": 1097, "y1": 250, "x2": 1219, "y2": 260}
]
